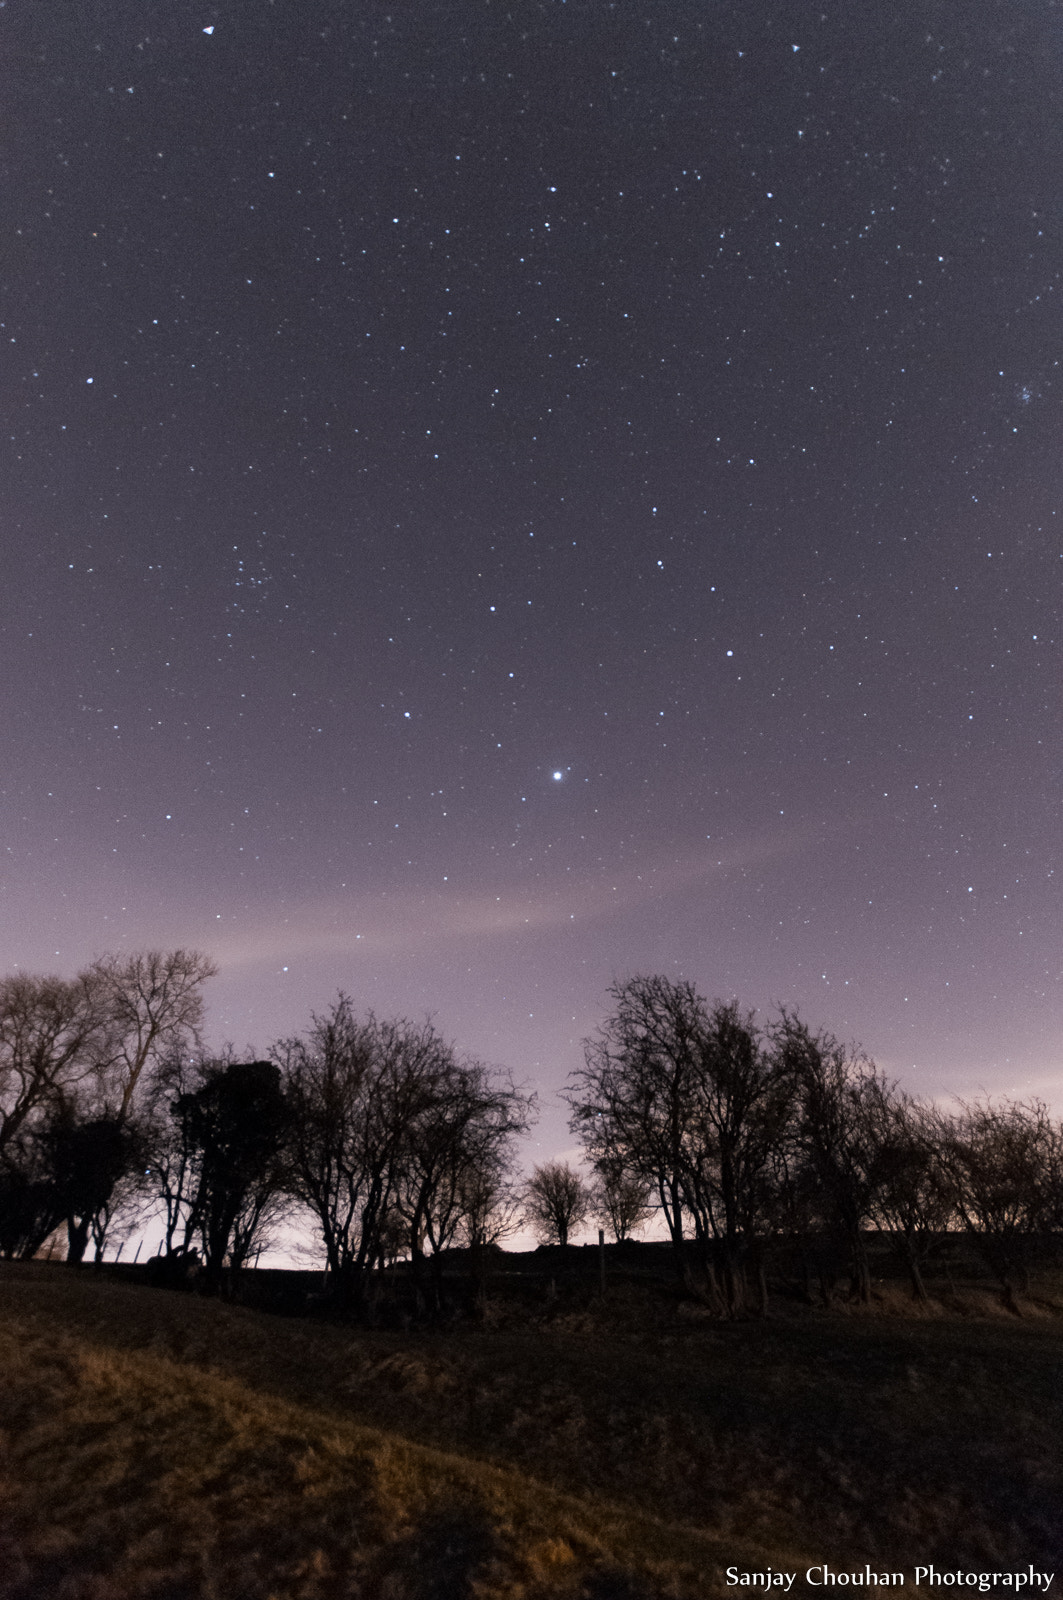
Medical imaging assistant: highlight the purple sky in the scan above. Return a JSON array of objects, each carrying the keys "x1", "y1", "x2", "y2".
[{"x1": 4, "y1": 0, "x2": 1061, "y2": 1189}]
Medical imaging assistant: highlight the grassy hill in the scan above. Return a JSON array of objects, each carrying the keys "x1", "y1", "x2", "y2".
[{"x1": 1, "y1": 1260, "x2": 1061, "y2": 1597}]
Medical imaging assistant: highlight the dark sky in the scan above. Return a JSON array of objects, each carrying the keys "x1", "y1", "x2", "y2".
[{"x1": 4, "y1": 0, "x2": 1061, "y2": 1167}]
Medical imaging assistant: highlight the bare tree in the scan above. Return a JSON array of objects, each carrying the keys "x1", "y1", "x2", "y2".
[
  {"x1": 683, "y1": 999, "x2": 798, "y2": 1314},
  {"x1": 456, "y1": 1159, "x2": 524, "y2": 1309},
  {"x1": 87, "y1": 1157, "x2": 152, "y2": 1264},
  {"x1": 0, "y1": 953, "x2": 217, "y2": 1264},
  {"x1": 569, "y1": 977, "x2": 707, "y2": 1281},
  {"x1": 0, "y1": 971, "x2": 105, "y2": 1156},
  {"x1": 277, "y1": 999, "x2": 459, "y2": 1313},
  {"x1": 279, "y1": 999, "x2": 535, "y2": 1315},
  {"x1": 591, "y1": 1164, "x2": 654, "y2": 1242},
  {"x1": 398, "y1": 1057, "x2": 535, "y2": 1314},
  {"x1": 858, "y1": 1085, "x2": 952, "y2": 1303},
  {"x1": 89, "y1": 950, "x2": 217, "y2": 1118},
  {"x1": 931, "y1": 1096, "x2": 1060, "y2": 1307},
  {"x1": 140, "y1": 1046, "x2": 202, "y2": 1258},
  {"x1": 773, "y1": 1011, "x2": 890, "y2": 1305},
  {"x1": 227, "y1": 1177, "x2": 291, "y2": 1277},
  {"x1": 569, "y1": 978, "x2": 798, "y2": 1312},
  {"x1": 455, "y1": 1160, "x2": 523, "y2": 1251},
  {"x1": 523, "y1": 1160, "x2": 590, "y2": 1249}
]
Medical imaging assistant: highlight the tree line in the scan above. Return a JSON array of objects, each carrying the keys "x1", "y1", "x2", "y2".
[
  {"x1": 0, "y1": 953, "x2": 535, "y2": 1312},
  {"x1": 2, "y1": 956, "x2": 1059, "y2": 1316},
  {"x1": 565, "y1": 975, "x2": 1063, "y2": 1314}
]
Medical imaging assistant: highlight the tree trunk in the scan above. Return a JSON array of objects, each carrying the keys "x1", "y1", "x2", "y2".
[
  {"x1": 848, "y1": 1232, "x2": 871, "y2": 1304},
  {"x1": 66, "y1": 1214, "x2": 91, "y2": 1265},
  {"x1": 720, "y1": 1245, "x2": 741, "y2": 1319},
  {"x1": 904, "y1": 1240, "x2": 928, "y2": 1304}
]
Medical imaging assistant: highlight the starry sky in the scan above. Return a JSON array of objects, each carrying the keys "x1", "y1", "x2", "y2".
[{"x1": 4, "y1": 0, "x2": 1062, "y2": 1172}]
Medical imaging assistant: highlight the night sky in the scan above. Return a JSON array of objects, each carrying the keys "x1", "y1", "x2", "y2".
[{"x1": 5, "y1": 0, "x2": 1061, "y2": 1176}]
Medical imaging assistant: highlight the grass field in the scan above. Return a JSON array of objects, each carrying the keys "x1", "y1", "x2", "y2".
[{"x1": 1, "y1": 1261, "x2": 1061, "y2": 1598}]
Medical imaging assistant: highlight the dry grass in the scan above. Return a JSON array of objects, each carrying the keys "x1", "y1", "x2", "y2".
[
  {"x1": 1, "y1": 1262, "x2": 1061, "y2": 1597},
  {"x1": 0, "y1": 1316, "x2": 781, "y2": 1600}
]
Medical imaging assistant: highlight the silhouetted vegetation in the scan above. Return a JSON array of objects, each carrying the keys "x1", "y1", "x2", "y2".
[
  {"x1": 275, "y1": 996, "x2": 534, "y2": 1314},
  {"x1": 523, "y1": 1159, "x2": 591, "y2": 1248},
  {"x1": 568, "y1": 976, "x2": 1063, "y2": 1317},
  {"x1": 0, "y1": 951, "x2": 216, "y2": 1266},
  {"x1": 169, "y1": 1058, "x2": 289, "y2": 1292},
  {"x1": 2, "y1": 958, "x2": 1061, "y2": 1325}
]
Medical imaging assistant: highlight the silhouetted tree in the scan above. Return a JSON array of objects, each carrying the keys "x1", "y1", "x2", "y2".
[
  {"x1": 399, "y1": 1057, "x2": 535, "y2": 1313},
  {"x1": 570, "y1": 978, "x2": 798, "y2": 1312},
  {"x1": 931, "y1": 1096, "x2": 1060, "y2": 1307},
  {"x1": 89, "y1": 949, "x2": 217, "y2": 1118},
  {"x1": 523, "y1": 1160, "x2": 590, "y2": 1249},
  {"x1": 0, "y1": 1134, "x2": 65, "y2": 1259},
  {"x1": 40, "y1": 1106, "x2": 142, "y2": 1264},
  {"x1": 455, "y1": 1159, "x2": 523, "y2": 1305},
  {"x1": 0, "y1": 952, "x2": 217, "y2": 1262},
  {"x1": 277, "y1": 1000, "x2": 461, "y2": 1313},
  {"x1": 140, "y1": 1047, "x2": 201, "y2": 1258},
  {"x1": 172, "y1": 1059, "x2": 288, "y2": 1294},
  {"x1": 774, "y1": 1011, "x2": 889, "y2": 1305},
  {"x1": 591, "y1": 1164, "x2": 654, "y2": 1243},
  {"x1": 682, "y1": 999, "x2": 798, "y2": 1314},
  {"x1": 858, "y1": 1085, "x2": 952, "y2": 1302},
  {"x1": 569, "y1": 976, "x2": 706, "y2": 1288},
  {"x1": 87, "y1": 1154, "x2": 151, "y2": 1264},
  {"x1": 0, "y1": 971, "x2": 106, "y2": 1156}
]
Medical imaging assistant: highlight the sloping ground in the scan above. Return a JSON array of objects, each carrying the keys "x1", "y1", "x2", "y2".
[
  {"x1": 0, "y1": 1317, "x2": 765, "y2": 1599},
  {"x1": 1, "y1": 1263, "x2": 1061, "y2": 1597}
]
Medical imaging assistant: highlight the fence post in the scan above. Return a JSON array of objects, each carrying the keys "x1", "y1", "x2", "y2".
[{"x1": 599, "y1": 1228, "x2": 606, "y2": 1296}]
